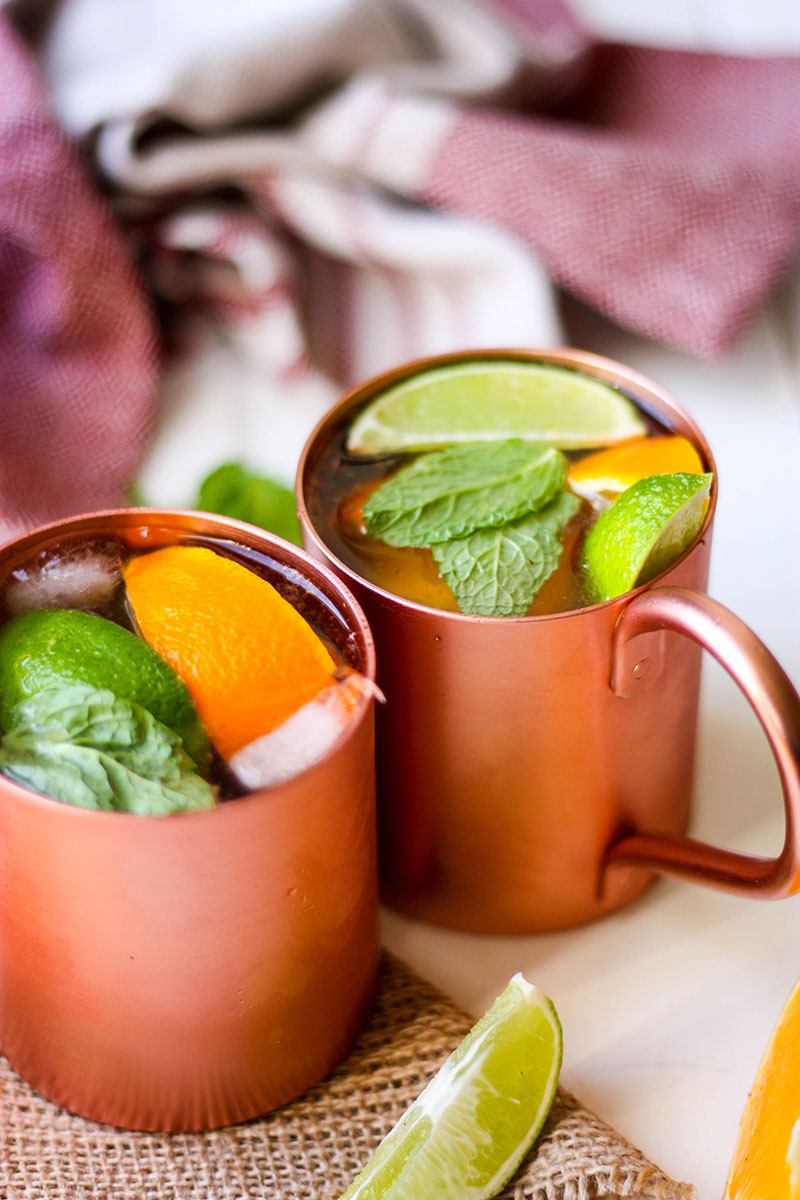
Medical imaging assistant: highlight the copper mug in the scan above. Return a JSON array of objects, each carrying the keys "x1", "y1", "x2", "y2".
[
  {"x1": 297, "y1": 348, "x2": 800, "y2": 934},
  {"x1": 0, "y1": 510, "x2": 378, "y2": 1130}
]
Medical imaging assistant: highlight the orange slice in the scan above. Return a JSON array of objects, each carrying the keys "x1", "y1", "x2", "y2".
[
  {"x1": 568, "y1": 435, "x2": 704, "y2": 497},
  {"x1": 790, "y1": 1120, "x2": 800, "y2": 1199},
  {"x1": 124, "y1": 546, "x2": 336, "y2": 761},
  {"x1": 725, "y1": 977, "x2": 800, "y2": 1199}
]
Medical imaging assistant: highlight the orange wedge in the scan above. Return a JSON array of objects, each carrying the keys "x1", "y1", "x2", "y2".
[
  {"x1": 124, "y1": 546, "x2": 336, "y2": 761},
  {"x1": 568, "y1": 435, "x2": 704, "y2": 497},
  {"x1": 725, "y1": 977, "x2": 800, "y2": 1199},
  {"x1": 790, "y1": 1120, "x2": 800, "y2": 1199}
]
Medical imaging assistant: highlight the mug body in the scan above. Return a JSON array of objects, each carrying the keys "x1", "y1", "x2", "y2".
[
  {"x1": 297, "y1": 348, "x2": 715, "y2": 933},
  {"x1": 0, "y1": 511, "x2": 379, "y2": 1129}
]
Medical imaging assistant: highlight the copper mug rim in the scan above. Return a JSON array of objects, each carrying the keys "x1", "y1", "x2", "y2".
[
  {"x1": 0, "y1": 507, "x2": 378, "y2": 822},
  {"x1": 296, "y1": 345, "x2": 718, "y2": 623}
]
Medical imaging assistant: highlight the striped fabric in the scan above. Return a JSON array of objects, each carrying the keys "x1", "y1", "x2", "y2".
[{"x1": 4, "y1": 0, "x2": 800, "y2": 518}]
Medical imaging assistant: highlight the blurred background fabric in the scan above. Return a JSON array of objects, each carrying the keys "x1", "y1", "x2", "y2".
[
  {"x1": 0, "y1": 10, "x2": 157, "y2": 539},
  {"x1": 2, "y1": 0, "x2": 800, "y2": 523}
]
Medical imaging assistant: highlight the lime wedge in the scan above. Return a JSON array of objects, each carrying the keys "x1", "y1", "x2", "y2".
[
  {"x1": 338, "y1": 973, "x2": 562, "y2": 1200},
  {"x1": 582, "y1": 472, "x2": 713, "y2": 603},
  {"x1": 346, "y1": 361, "x2": 646, "y2": 454},
  {"x1": 0, "y1": 608, "x2": 209, "y2": 770}
]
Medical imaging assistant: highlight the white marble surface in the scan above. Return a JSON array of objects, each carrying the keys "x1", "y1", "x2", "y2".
[{"x1": 381, "y1": 292, "x2": 800, "y2": 1198}]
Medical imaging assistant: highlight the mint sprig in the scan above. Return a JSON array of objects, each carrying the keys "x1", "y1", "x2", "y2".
[
  {"x1": 432, "y1": 493, "x2": 578, "y2": 616},
  {"x1": 0, "y1": 685, "x2": 217, "y2": 814},
  {"x1": 362, "y1": 440, "x2": 577, "y2": 616},
  {"x1": 196, "y1": 462, "x2": 302, "y2": 546},
  {"x1": 363, "y1": 441, "x2": 566, "y2": 547},
  {"x1": 131, "y1": 461, "x2": 303, "y2": 546}
]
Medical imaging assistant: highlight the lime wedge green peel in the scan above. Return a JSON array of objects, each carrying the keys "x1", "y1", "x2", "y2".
[
  {"x1": 582, "y1": 472, "x2": 713, "y2": 604},
  {"x1": 338, "y1": 973, "x2": 562, "y2": 1200},
  {"x1": 0, "y1": 608, "x2": 210, "y2": 769},
  {"x1": 346, "y1": 361, "x2": 646, "y2": 454}
]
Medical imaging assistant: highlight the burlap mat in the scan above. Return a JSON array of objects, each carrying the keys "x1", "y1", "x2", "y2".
[{"x1": 0, "y1": 952, "x2": 696, "y2": 1199}]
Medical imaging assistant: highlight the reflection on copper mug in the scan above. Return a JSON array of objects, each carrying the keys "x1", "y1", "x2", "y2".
[
  {"x1": 0, "y1": 511, "x2": 378, "y2": 1130},
  {"x1": 297, "y1": 348, "x2": 800, "y2": 934}
]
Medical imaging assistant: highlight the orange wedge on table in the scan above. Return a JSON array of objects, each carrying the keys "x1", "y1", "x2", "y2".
[
  {"x1": 124, "y1": 545, "x2": 336, "y2": 761},
  {"x1": 568, "y1": 435, "x2": 705, "y2": 497},
  {"x1": 725, "y1": 977, "x2": 800, "y2": 1199}
]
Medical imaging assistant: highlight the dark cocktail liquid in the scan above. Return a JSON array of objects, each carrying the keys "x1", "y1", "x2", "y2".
[{"x1": 304, "y1": 397, "x2": 705, "y2": 617}]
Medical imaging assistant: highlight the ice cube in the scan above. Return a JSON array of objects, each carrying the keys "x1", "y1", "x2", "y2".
[
  {"x1": 228, "y1": 671, "x2": 382, "y2": 790},
  {"x1": 5, "y1": 541, "x2": 124, "y2": 616}
]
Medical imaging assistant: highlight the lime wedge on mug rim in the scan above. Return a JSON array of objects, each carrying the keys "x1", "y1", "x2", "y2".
[
  {"x1": 582, "y1": 471, "x2": 713, "y2": 604},
  {"x1": 338, "y1": 972, "x2": 562, "y2": 1200},
  {"x1": 346, "y1": 360, "x2": 647, "y2": 454}
]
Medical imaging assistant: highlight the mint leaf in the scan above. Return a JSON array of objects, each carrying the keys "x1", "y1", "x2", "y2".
[
  {"x1": 196, "y1": 462, "x2": 302, "y2": 546},
  {"x1": 0, "y1": 741, "x2": 215, "y2": 815},
  {"x1": 363, "y1": 440, "x2": 567, "y2": 547},
  {"x1": 432, "y1": 492, "x2": 578, "y2": 617},
  {"x1": 531, "y1": 489, "x2": 580, "y2": 536},
  {"x1": 0, "y1": 685, "x2": 217, "y2": 814}
]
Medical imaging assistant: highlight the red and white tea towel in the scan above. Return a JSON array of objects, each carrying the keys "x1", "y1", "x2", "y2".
[
  {"x1": 3, "y1": 0, "x2": 800, "y2": 522},
  {"x1": 0, "y1": 12, "x2": 156, "y2": 539}
]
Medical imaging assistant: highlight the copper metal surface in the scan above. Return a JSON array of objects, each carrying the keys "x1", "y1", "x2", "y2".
[
  {"x1": 296, "y1": 347, "x2": 800, "y2": 933},
  {"x1": 0, "y1": 511, "x2": 379, "y2": 1131}
]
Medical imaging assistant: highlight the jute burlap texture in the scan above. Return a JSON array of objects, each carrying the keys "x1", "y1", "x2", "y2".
[{"x1": 0, "y1": 953, "x2": 696, "y2": 1199}]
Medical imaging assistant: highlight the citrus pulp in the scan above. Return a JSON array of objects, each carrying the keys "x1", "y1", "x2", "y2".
[
  {"x1": 569, "y1": 435, "x2": 704, "y2": 497},
  {"x1": 346, "y1": 361, "x2": 646, "y2": 454},
  {"x1": 124, "y1": 546, "x2": 336, "y2": 760},
  {"x1": 725, "y1": 977, "x2": 800, "y2": 1199}
]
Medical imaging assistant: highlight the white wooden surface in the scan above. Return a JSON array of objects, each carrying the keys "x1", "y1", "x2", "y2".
[{"x1": 382, "y1": 286, "x2": 800, "y2": 1196}]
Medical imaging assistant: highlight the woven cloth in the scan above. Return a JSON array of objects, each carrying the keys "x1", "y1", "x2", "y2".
[
  {"x1": 0, "y1": 953, "x2": 696, "y2": 1200},
  {"x1": 4, "y1": 1, "x2": 800, "y2": 534},
  {"x1": 0, "y1": 14, "x2": 157, "y2": 542}
]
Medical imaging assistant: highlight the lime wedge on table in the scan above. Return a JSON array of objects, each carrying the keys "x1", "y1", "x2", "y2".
[
  {"x1": 338, "y1": 973, "x2": 562, "y2": 1200},
  {"x1": 346, "y1": 361, "x2": 646, "y2": 454},
  {"x1": 582, "y1": 472, "x2": 713, "y2": 604}
]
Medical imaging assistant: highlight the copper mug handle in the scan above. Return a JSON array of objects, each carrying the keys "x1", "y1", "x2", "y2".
[{"x1": 606, "y1": 586, "x2": 800, "y2": 897}]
